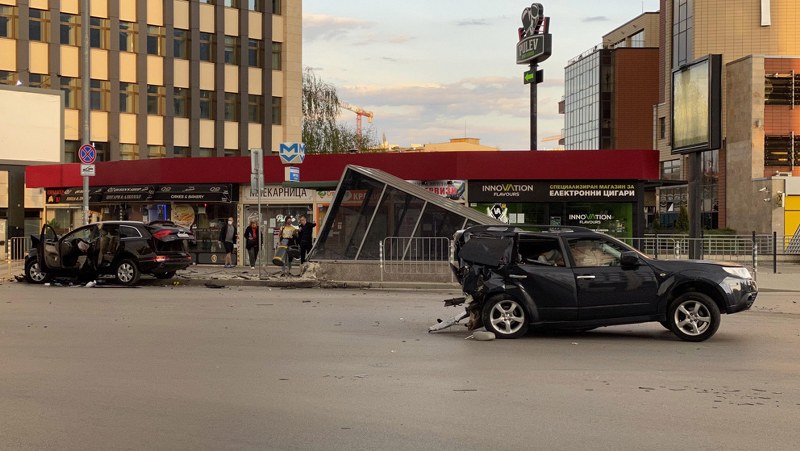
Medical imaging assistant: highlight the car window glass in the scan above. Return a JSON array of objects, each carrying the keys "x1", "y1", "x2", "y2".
[
  {"x1": 518, "y1": 237, "x2": 565, "y2": 266},
  {"x1": 63, "y1": 225, "x2": 96, "y2": 242},
  {"x1": 568, "y1": 238, "x2": 625, "y2": 267},
  {"x1": 119, "y1": 225, "x2": 142, "y2": 239}
]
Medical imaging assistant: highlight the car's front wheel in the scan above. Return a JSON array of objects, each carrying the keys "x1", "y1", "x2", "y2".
[
  {"x1": 25, "y1": 258, "x2": 50, "y2": 284},
  {"x1": 668, "y1": 292, "x2": 720, "y2": 342},
  {"x1": 482, "y1": 295, "x2": 529, "y2": 339},
  {"x1": 115, "y1": 258, "x2": 141, "y2": 286}
]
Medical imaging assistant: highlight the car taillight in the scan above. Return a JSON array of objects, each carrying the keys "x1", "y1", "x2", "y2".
[
  {"x1": 155, "y1": 256, "x2": 168, "y2": 263},
  {"x1": 152, "y1": 230, "x2": 171, "y2": 240}
]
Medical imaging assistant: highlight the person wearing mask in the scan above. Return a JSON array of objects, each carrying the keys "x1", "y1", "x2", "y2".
[
  {"x1": 219, "y1": 217, "x2": 237, "y2": 268},
  {"x1": 296, "y1": 215, "x2": 316, "y2": 264},
  {"x1": 279, "y1": 217, "x2": 297, "y2": 276},
  {"x1": 244, "y1": 220, "x2": 260, "y2": 269}
]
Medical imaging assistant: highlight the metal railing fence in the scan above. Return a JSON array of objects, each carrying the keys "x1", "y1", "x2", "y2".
[{"x1": 379, "y1": 237, "x2": 453, "y2": 281}]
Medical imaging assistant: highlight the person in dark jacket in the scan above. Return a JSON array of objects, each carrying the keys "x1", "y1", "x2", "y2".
[
  {"x1": 297, "y1": 215, "x2": 316, "y2": 264},
  {"x1": 218, "y1": 217, "x2": 237, "y2": 268},
  {"x1": 244, "y1": 220, "x2": 259, "y2": 269}
]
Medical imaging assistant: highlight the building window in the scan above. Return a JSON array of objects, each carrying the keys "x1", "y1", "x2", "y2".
[
  {"x1": 173, "y1": 146, "x2": 191, "y2": 158},
  {"x1": 224, "y1": 0, "x2": 240, "y2": 7},
  {"x1": 59, "y1": 13, "x2": 80, "y2": 46},
  {"x1": 247, "y1": 94, "x2": 263, "y2": 123},
  {"x1": 29, "y1": 73, "x2": 51, "y2": 88},
  {"x1": 174, "y1": 29, "x2": 190, "y2": 59},
  {"x1": 223, "y1": 36, "x2": 239, "y2": 65},
  {"x1": 90, "y1": 17, "x2": 109, "y2": 49},
  {"x1": 661, "y1": 159, "x2": 681, "y2": 180},
  {"x1": 0, "y1": 70, "x2": 16, "y2": 85},
  {"x1": 199, "y1": 90, "x2": 215, "y2": 119},
  {"x1": 272, "y1": 0, "x2": 281, "y2": 15},
  {"x1": 765, "y1": 74, "x2": 800, "y2": 106},
  {"x1": 119, "y1": 82, "x2": 138, "y2": 113},
  {"x1": 148, "y1": 145, "x2": 166, "y2": 159},
  {"x1": 61, "y1": 77, "x2": 80, "y2": 109},
  {"x1": 765, "y1": 135, "x2": 799, "y2": 166},
  {"x1": 199, "y1": 147, "x2": 214, "y2": 157},
  {"x1": 272, "y1": 41, "x2": 282, "y2": 70},
  {"x1": 146, "y1": 25, "x2": 165, "y2": 56},
  {"x1": 174, "y1": 87, "x2": 189, "y2": 118},
  {"x1": 29, "y1": 9, "x2": 50, "y2": 42},
  {"x1": 224, "y1": 148, "x2": 241, "y2": 157},
  {"x1": 272, "y1": 96, "x2": 281, "y2": 125},
  {"x1": 247, "y1": 0, "x2": 264, "y2": 12},
  {"x1": 224, "y1": 93, "x2": 239, "y2": 121},
  {"x1": 120, "y1": 144, "x2": 139, "y2": 161},
  {"x1": 0, "y1": 6, "x2": 16, "y2": 38},
  {"x1": 659, "y1": 117, "x2": 666, "y2": 140},
  {"x1": 90, "y1": 79, "x2": 110, "y2": 110},
  {"x1": 199, "y1": 32, "x2": 215, "y2": 62},
  {"x1": 147, "y1": 85, "x2": 166, "y2": 115},
  {"x1": 119, "y1": 21, "x2": 137, "y2": 52},
  {"x1": 672, "y1": 0, "x2": 694, "y2": 68},
  {"x1": 630, "y1": 30, "x2": 645, "y2": 48},
  {"x1": 64, "y1": 141, "x2": 80, "y2": 163},
  {"x1": 247, "y1": 39, "x2": 263, "y2": 67}
]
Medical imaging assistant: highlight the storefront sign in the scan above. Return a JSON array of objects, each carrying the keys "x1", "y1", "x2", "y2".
[
  {"x1": 153, "y1": 184, "x2": 232, "y2": 202},
  {"x1": 46, "y1": 187, "x2": 104, "y2": 204},
  {"x1": 102, "y1": 185, "x2": 155, "y2": 202},
  {"x1": 468, "y1": 181, "x2": 638, "y2": 203},
  {"x1": 409, "y1": 180, "x2": 465, "y2": 200}
]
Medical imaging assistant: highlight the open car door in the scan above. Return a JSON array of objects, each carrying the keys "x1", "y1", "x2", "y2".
[{"x1": 40, "y1": 224, "x2": 62, "y2": 270}]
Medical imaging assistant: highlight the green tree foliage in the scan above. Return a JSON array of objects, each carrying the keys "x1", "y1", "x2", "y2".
[
  {"x1": 302, "y1": 67, "x2": 379, "y2": 153},
  {"x1": 675, "y1": 206, "x2": 690, "y2": 231}
]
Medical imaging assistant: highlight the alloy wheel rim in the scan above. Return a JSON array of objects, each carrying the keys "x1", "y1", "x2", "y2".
[
  {"x1": 490, "y1": 300, "x2": 525, "y2": 334},
  {"x1": 118, "y1": 263, "x2": 135, "y2": 282},
  {"x1": 30, "y1": 263, "x2": 46, "y2": 282},
  {"x1": 674, "y1": 300, "x2": 711, "y2": 336}
]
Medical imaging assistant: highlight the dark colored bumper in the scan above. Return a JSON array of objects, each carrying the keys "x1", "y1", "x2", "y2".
[{"x1": 724, "y1": 278, "x2": 758, "y2": 314}]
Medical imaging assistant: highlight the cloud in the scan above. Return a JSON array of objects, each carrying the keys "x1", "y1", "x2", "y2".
[
  {"x1": 303, "y1": 13, "x2": 373, "y2": 42},
  {"x1": 457, "y1": 19, "x2": 490, "y2": 26},
  {"x1": 582, "y1": 16, "x2": 609, "y2": 22},
  {"x1": 352, "y1": 34, "x2": 415, "y2": 47}
]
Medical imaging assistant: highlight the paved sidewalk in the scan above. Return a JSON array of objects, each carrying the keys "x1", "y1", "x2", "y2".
[{"x1": 2, "y1": 260, "x2": 800, "y2": 292}]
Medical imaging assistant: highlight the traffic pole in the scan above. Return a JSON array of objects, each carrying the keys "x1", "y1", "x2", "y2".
[{"x1": 81, "y1": 0, "x2": 90, "y2": 225}]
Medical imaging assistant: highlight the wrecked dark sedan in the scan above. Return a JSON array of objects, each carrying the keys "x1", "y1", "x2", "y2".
[
  {"x1": 24, "y1": 221, "x2": 194, "y2": 286},
  {"x1": 433, "y1": 225, "x2": 758, "y2": 342}
]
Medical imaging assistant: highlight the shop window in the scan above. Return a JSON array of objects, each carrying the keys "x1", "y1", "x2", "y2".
[
  {"x1": 173, "y1": 146, "x2": 191, "y2": 158},
  {"x1": 90, "y1": 17, "x2": 109, "y2": 49},
  {"x1": 272, "y1": 96, "x2": 281, "y2": 125},
  {"x1": 272, "y1": 41, "x2": 282, "y2": 70},
  {"x1": 199, "y1": 32, "x2": 215, "y2": 62},
  {"x1": 119, "y1": 82, "x2": 138, "y2": 113},
  {"x1": 29, "y1": 9, "x2": 49, "y2": 42},
  {"x1": 199, "y1": 90, "x2": 215, "y2": 119},
  {"x1": 173, "y1": 87, "x2": 189, "y2": 118},
  {"x1": 174, "y1": 29, "x2": 190, "y2": 59},
  {"x1": 0, "y1": 6, "x2": 16, "y2": 38},
  {"x1": 61, "y1": 77, "x2": 81, "y2": 109},
  {"x1": 90, "y1": 79, "x2": 110, "y2": 111},
  {"x1": 224, "y1": 93, "x2": 240, "y2": 121},
  {"x1": 147, "y1": 85, "x2": 165, "y2": 115},
  {"x1": 247, "y1": 0, "x2": 264, "y2": 12},
  {"x1": 248, "y1": 38, "x2": 263, "y2": 68},
  {"x1": 223, "y1": 36, "x2": 239, "y2": 65},
  {"x1": 148, "y1": 145, "x2": 166, "y2": 159},
  {"x1": 272, "y1": 0, "x2": 281, "y2": 15},
  {"x1": 247, "y1": 94, "x2": 263, "y2": 123},
  {"x1": 60, "y1": 13, "x2": 80, "y2": 46},
  {"x1": 146, "y1": 25, "x2": 165, "y2": 56},
  {"x1": 119, "y1": 21, "x2": 137, "y2": 52},
  {"x1": 120, "y1": 144, "x2": 139, "y2": 160}
]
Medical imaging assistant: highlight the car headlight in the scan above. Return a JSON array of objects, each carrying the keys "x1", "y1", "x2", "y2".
[{"x1": 723, "y1": 266, "x2": 751, "y2": 279}]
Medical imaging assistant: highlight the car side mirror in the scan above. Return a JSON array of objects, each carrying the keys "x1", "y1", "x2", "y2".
[{"x1": 620, "y1": 251, "x2": 640, "y2": 267}]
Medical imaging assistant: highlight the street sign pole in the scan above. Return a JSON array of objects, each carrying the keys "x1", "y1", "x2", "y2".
[
  {"x1": 81, "y1": 0, "x2": 90, "y2": 225},
  {"x1": 530, "y1": 61, "x2": 538, "y2": 151},
  {"x1": 251, "y1": 149, "x2": 264, "y2": 277}
]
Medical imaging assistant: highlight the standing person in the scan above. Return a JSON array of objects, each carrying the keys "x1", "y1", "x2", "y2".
[
  {"x1": 297, "y1": 215, "x2": 316, "y2": 264},
  {"x1": 244, "y1": 220, "x2": 260, "y2": 269},
  {"x1": 279, "y1": 217, "x2": 297, "y2": 276},
  {"x1": 219, "y1": 216, "x2": 237, "y2": 268}
]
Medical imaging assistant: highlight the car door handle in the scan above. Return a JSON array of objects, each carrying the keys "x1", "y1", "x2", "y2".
[
  {"x1": 509, "y1": 274, "x2": 527, "y2": 279},
  {"x1": 576, "y1": 275, "x2": 596, "y2": 280}
]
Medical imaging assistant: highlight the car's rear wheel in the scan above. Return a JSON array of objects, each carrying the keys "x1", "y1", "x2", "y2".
[
  {"x1": 668, "y1": 292, "x2": 720, "y2": 342},
  {"x1": 154, "y1": 271, "x2": 176, "y2": 279},
  {"x1": 482, "y1": 295, "x2": 529, "y2": 339},
  {"x1": 115, "y1": 258, "x2": 141, "y2": 286},
  {"x1": 25, "y1": 259, "x2": 50, "y2": 284}
]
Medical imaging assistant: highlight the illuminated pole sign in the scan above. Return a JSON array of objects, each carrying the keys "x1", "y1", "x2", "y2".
[{"x1": 516, "y1": 3, "x2": 552, "y2": 150}]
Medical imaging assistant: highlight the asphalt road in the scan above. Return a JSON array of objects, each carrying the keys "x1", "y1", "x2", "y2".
[{"x1": 2, "y1": 284, "x2": 799, "y2": 451}]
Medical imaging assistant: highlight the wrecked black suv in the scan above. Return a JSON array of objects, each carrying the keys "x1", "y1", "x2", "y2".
[{"x1": 435, "y1": 225, "x2": 758, "y2": 342}]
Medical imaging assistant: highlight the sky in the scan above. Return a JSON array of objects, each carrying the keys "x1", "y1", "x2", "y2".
[{"x1": 303, "y1": 0, "x2": 662, "y2": 151}]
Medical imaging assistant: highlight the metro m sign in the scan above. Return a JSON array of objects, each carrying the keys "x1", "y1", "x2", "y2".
[{"x1": 278, "y1": 142, "x2": 306, "y2": 165}]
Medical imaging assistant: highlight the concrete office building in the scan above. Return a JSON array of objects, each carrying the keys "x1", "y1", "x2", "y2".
[{"x1": 0, "y1": 0, "x2": 302, "y2": 161}]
